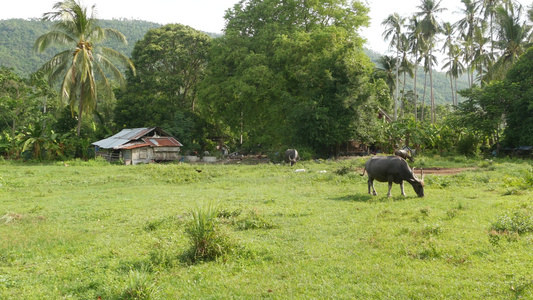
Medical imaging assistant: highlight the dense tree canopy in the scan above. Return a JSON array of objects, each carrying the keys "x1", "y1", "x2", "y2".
[
  {"x1": 115, "y1": 24, "x2": 213, "y2": 151},
  {"x1": 199, "y1": 0, "x2": 387, "y2": 154},
  {"x1": 500, "y1": 46, "x2": 533, "y2": 147}
]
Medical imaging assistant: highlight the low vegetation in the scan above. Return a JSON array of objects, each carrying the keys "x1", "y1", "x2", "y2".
[{"x1": 1, "y1": 156, "x2": 533, "y2": 299}]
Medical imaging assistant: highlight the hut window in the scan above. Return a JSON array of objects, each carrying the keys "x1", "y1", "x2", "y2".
[{"x1": 139, "y1": 148, "x2": 148, "y2": 159}]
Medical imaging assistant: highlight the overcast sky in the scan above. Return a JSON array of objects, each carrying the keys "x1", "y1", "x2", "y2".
[{"x1": 1, "y1": 0, "x2": 531, "y2": 55}]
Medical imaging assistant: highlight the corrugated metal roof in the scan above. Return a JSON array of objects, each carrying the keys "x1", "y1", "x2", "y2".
[
  {"x1": 92, "y1": 127, "x2": 183, "y2": 149},
  {"x1": 143, "y1": 137, "x2": 183, "y2": 147},
  {"x1": 114, "y1": 141, "x2": 150, "y2": 150}
]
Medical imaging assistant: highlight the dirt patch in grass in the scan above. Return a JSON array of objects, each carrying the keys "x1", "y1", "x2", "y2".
[{"x1": 419, "y1": 167, "x2": 477, "y2": 175}]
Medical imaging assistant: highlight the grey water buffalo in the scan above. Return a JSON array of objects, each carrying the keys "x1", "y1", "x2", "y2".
[
  {"x1": 395, "y1": 149, "x2": 414, "y2": 162},
  {"x1": 361, "y1": 156, "x2": 424, "y2": 197},
  {"x1": 284, "y1": 149, "x2": 299, "y2": 166}
]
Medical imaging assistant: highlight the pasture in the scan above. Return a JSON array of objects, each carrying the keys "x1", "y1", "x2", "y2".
[{"x1": 1, "y1": 156, "x2": 533, "y2": 299}]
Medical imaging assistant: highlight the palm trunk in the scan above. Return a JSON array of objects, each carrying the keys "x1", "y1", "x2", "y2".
[
  {"x1": 449, "y1": 74, "x2": 454, "y2": 107},
  {"x1": 414, "y1": 63, "x2": 419, "y2": 122},
  {"x1": 77, "y1": 84, "x2": 83, "y2": 137},
  {"x1": 430, "y1": 66, "x2": 435, "y2": 123},
  {"x1": 454, "y1": 77, "x2": 458, "y2": 106},
  {"x1": 402, "y1": 68, "x2": 407, "y2": 118},
  {"x1": 394, "y1": 52, "x2": 399, "y2": 121},
  {"x1": 448, "y1": 54, "x2": 455, "y2": 107},
  {"x1": 421, "y1": 71, "x2": 427, "y2": 122}
]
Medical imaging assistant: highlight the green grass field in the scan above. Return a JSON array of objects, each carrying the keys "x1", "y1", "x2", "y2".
[{"x1": 1, "y1": 156, "x2": 532, "y2": 299}]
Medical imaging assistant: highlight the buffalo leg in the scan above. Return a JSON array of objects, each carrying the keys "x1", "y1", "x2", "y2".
[
  {"x1": 387, "y1": 181, "x2": 393, "y2": 197},
  {"x1": 368, "y1": 178, "x2": 377, "y2": 195},
  {"x1": 400, "y1": 181, "x2": 406, "y2": 196}
]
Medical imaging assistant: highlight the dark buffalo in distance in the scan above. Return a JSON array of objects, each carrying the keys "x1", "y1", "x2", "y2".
[
  {"x1": 284, "y1": 149, "x2": 299, "y2": 166},
  {"x1": 395, "y1": 149, "x2": 414, "y2": 162},
  {"x1": 361, "y1": 156, "x2": 424, "y2": 197}
]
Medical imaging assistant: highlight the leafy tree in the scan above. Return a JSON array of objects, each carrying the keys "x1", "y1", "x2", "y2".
[
  {"x1": 199, "y1": 0, "x2": 381, "y2": 155},
  {"x1": 455, "y1": 82, "x2": 508, "y2": 146},
  {"x1": 0, "y1": 68, "x2": 43, "y2": 154},
  {"x1": 34, "y1": 0, "x2": 135, "y2": 137},
  {"x1": 500, "y1": 47, "x2": 533, "y2": 147},
  {"x1": 114, "y1": 24, "x2": 212, "y2": 151}
]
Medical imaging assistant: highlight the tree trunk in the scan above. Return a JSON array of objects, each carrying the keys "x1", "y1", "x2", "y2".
[
  {"x1": 449, "y1": 74, "x2": 454, "y2": 107},
  {"x1": 429, "y1": 66, "x2": 435, "y2": 123},
  {"x1": 421, "y1": 71, "x2": 428, "y2": 122},
  {"x1": 394, "y1": 51, "x2": 399, "y2": 121},
  {"x1": 77, "y1": 84, "x2": 83, "y2": 137},
  {"x1": 454, "y1": 77, "x2": 458, "y2": 106},
  {"x1": 414, "y1": 62, "x2": 418, "y2": 122}
]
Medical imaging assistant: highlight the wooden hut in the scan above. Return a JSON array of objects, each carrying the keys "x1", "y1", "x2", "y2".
[{"x1": 92, "y1": 127, "x2": 183, "y2": 165}]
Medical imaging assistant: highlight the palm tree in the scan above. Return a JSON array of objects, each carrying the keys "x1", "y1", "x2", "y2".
[
  {"x1": 471, "y1": 24, "x2": 492, "y2": 85},
  {"x1": 419, "y1": 42, "x2": 437, "y2": 122},
  {"x1": 454, "y1": 0, "x2": 480, "y2": 86},
  {"x1": 407, "y1": 16, "x2": 424, "y2": 122},
  {"x1": 377, "y1": 55, "x2": 398, "y2": 107},
  {"x1": 476, "y1": 0, "x2": 507, "y2": 54},
  {"x1": 442, "y1": 44, "x2": 465, "y2": 106},
  {"x1": 398, "y1": 33, "x2": 414, "y2": 117},
  {"x1": 34, "y1": 0, "x2": 135, "y2": 136},
  {"x1": 486, "y1": 2, "x2": 532, "y2": 80},
  {"x1": 416, "y1": 0, "x2": 446, "y2": 123},
  {"x1": 441, "y1": 22, "x2": 458, "y2": 106},
  {"x1": 382, "y1": 13, "x2": 405, "y2": 121}
]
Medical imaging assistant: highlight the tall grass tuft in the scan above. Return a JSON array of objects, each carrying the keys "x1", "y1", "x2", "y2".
[
  {"x1": 183, "y1": 203, "x2": 234, "y2": 262},
  {"x1": 121, "y1": 269, "x2": 157, "y2": 300}
]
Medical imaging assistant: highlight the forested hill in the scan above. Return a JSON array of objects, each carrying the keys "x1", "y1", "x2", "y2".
[
  {"x1": 0, "y1": 18, "x2": 464, "y2": 105},
  {"x1": 0, "y1": 18, "x2": 220, "y2": 76}
]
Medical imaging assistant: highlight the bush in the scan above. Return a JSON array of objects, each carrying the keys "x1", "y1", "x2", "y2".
[
  {"x1": 457, "y1": 133, "x2": 481, "y2": 156},
  {"x1": 490, "y1": 210, "x2": 533, "y2": 234}
]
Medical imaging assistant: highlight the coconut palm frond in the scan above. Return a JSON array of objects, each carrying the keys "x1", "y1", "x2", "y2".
[{"x1": 33, "y1": 31, "x2": 76, "y2": 52}]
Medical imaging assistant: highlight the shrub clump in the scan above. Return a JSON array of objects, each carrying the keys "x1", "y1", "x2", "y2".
[
  {"x1": 490, "y1": 211, "x2": 533, "y2": 234},
  {"x1": 489, "y1": 210, "x2": 533, "y2": 245}
]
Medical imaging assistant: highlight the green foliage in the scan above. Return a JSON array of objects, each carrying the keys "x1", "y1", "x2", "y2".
[
  {"x1": 490, "y1": 208, "x2": 533, "y2": 245},
  {"x1": 199, "y1": 0, "x2": 380, "y2": 155},
  {"x1": 455, "y1": 82, "x2": 507, "y2": 146},
  {"x1": 456, "y1": 132, "x2": 482, "y2": 156},
  {"x1": 114, "y1": 24, "x2": 215, "y2": 151},
  {"x1": 501, "y1": 47, "x2": 533, "y2": 148}
]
